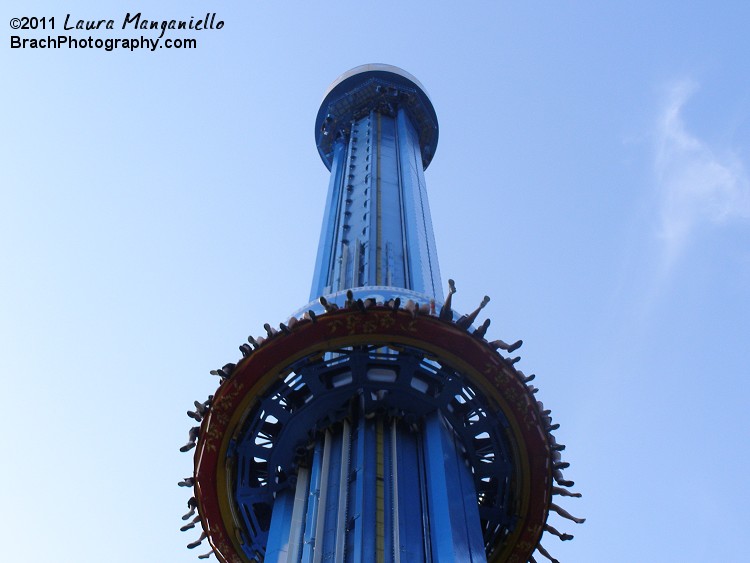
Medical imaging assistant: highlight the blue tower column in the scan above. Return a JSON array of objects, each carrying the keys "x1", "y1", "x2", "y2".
[
  {"x1": 266, "y1": 414, "x2": 488, "y2": 563},
  {"x1": 185, "y1": 64, "x2": 577, "y2": 563},
  {"x1": 310, "y1": 108, "x2": 442, "y2": 302},
  {"x1": 265, "y1": 65, "x2": 485, "y2": 563},
  {"x1": 309, "y1": 64, "x2": 443, "y2": 307}
]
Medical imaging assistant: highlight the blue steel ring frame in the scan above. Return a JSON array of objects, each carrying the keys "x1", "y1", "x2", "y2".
[{"x1": 193, "y1": 307, "x2": 552, "y2": 563}]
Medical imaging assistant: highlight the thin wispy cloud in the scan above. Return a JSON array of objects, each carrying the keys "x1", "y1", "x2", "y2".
[{"x1": 654, "y1": 80, "x2": 750, "y2": 269}]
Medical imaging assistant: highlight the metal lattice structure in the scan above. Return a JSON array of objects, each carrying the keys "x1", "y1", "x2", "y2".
[{"x1": 179, "y1": 64, "x2": 583, "y2": 563}]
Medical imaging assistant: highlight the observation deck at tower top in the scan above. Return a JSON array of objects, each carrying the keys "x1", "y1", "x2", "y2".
[{"x1": 315, "y1": 63, "x2": 439, "y2": 171}]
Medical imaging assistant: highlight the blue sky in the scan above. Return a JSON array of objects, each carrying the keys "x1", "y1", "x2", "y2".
[{"x1": 3, "y1": 1, "x2": 749, "y2": 561}]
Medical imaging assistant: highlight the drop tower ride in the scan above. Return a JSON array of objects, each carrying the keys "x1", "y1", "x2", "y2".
[{"x1": 180, "y1": 64, "x2": 582, "y2": 563}]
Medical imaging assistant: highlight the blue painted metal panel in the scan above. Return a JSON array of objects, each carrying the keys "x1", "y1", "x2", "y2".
[
  {"x1": 394, "y1": 422, "x2": 428, "y2": 562},
  {"x1": 442, "y1": 422, "x2": 487, "y2": 562},
  {"x1": 301, "y1": 440, "x2": 325, "y2": 562},
  {"x1": 310, "y1": 107, "x2": 443, "y2": 302},
  {"x1": 451, "y1": 429, "x2": 487, "y2": 563},
  {"x1": 377, "y1": 111, "x2": 407, "y2": 288},
  {"x1": 320, "y1": 429, "x2": 344, "y2": 560},
  {"x1": 265, "y1": 489, "x2": 296, "y2": 562},
  {"x1": 423, "y1": 412, "x2": 487, "y2": 562},
  {"x1": 311, "y1": 140, "x2": 347, "y2": 299},
  {"x1": 360, "y1": 419, "x2": 377, "y2": 563},
  {"x1": 396, "y1": 110, "x2": 443, "y2": 301},
  {"x1": 423, "y1": 412, "x2": 461, "y2": 562}
]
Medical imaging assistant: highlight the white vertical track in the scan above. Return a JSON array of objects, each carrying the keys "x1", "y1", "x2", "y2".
[
  {"x1": 335, "y1": 420, "x2": 351, "y2": 563},
  {"x1": 390, "y1": 420, "x2": 401, "y2": 563},
  {"x1": 287, "y1": 467, "x2": 311, "y2": 563},
  {"x1": 313, "y1": 431, "x2": 333, "y2": 563}
]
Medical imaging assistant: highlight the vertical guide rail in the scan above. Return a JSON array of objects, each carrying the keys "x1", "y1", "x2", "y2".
[
  {"x1": 390, "y1": 420, "x2": 401, "y2": 563},
  {"x1": 335, "y1": 421, "x2": 352, "y2": 563},
  {"x1": 301, "y1": 441, "x2": 324, "y2": 562},
  {"x1": 288, "y1": 467, "x2": 311, "y2": 563},
  {"x1": 312, "y1": 431, "x2": 333, "y2": 563},
  {"x1": 351, "y1": 415, "x2": 366, "y2": 563},
  {"x1": 375, "y1": 419, "x2": 385, "y2": 563}
]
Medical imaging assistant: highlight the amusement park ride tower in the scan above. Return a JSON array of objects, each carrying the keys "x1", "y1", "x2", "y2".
[{"x1": 180, "y1": 65, "x2": 582, "y2": 563}]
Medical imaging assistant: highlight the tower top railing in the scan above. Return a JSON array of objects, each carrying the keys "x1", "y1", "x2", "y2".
[{"x1": 315, "y1": 63, "x2": 439, "y2": 170}]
